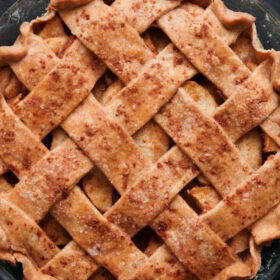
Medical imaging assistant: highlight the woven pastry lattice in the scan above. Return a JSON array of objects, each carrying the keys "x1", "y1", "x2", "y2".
[{"x1": 0, "y1": 0, "x2": 280, "y2": 279}]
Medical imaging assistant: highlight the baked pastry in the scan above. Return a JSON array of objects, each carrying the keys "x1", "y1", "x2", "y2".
[{"x1": 0, "y1": 0, "x2": 280, "y2": 279}]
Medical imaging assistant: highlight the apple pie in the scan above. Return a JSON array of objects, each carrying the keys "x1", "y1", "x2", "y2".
[{"x1": 0, "y1": 0, "x2": 280, "y2": 279}]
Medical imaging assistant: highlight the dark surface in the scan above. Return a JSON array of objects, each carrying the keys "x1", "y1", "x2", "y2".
[
  {"x1": 265, "y1": 0, "x2": 280, "y2": 17},
  {"x1": 0, "y1": 0, "x2": 280, "y2": 280},
  {"x1": 0, "y1": 0, "x2": 15, "y2": 16},
  {"x1": 0, "y1": 0, "x2": 49, "y2": 46}
]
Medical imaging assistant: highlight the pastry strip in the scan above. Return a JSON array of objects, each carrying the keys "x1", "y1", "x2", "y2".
[
  {"x1": 0, "y1": 91, "x2": 157, "y2": 278},
  {"x1": 0, "y1": 94, "x2": 100, "y2": 277},
  {"x1": 0, "y1": 196, "x2": 59, "y2": 267},
  {"x1": 130, "y1": 244, "x2": 195, "y2": 280},
  {"x1": 59, "y1": 0, "x2": 154, "y2": 84},
  {"x1": 61, "y1": 86, "x2": 236, "y2": 278},
  {"x1": 157, "y1": 7, "x2": 252, "y2": 98},
  {"x1": 202, "y1": 152, "x2": 280, "y2": 240},
  {"x1": 111, "y1": 0, "x2": 181, "y2": 34},
  {"x1": 7, "y1": 139, "x2": 92, "y2": 223},
  {"x1": 251, "y1": 203, "x2": 280, "y2": 244},
  {"x1": 214, "y1": 60, "x2": 279, "y2": 142},
  {"x1": 40, "y1": 241, "x2": 97, "y2": 280},
  {"x1": 106, "y1": 44, "x2": 195, "y2": 135},
  {"x1": 61, "y1": 94, "x2": 151, "y2": 193},
  {"x1": 261, "y1": 107, "x2": 280, "y2": 146},
  {"x1": 51, "y1": 187, "x2": 147, "y2": 280},
  {"x1": 0, "y1": 94, "x2": 47, "y2": 178},
  {"x1": 14, "y1": 40, "x2": 106, "y2": 139},
  {"x1": 151, "y1": 196, "x2": 235, "y2": 279},
  {"x1": 154, "y1": 88, "x2": 252, "y2": 197},
  {"x1": 106, "y1": 146, "x2": 198, "y2": 236},
  {"x1": 10, "y1": 33, "x2": 60, "y2": 91}
]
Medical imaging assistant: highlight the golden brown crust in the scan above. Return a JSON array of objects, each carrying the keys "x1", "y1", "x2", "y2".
[
  {"x1": 211, "y1": 0, "x2": 255, "y2": 30},
  {"x1": 107, "y1": 44, "x2": 196, "y2": 135},
  {"x1": 0, "y1": 0, "x2": 280, "y2": 279},
  {"x1": 7, "y1": 139, "x2": 92, "y2": 222},
  {"x1": 202, "y1": 153, "x2": 280, "y2": 241},
  {"x1": 0, "y1": 94, "x2": 47, "y2": 177},
  {"x1": 251, "y1": 203, "x2": 280, "y2": 244},
  {"x1": 50, "y1": 0, "x2": 95, "y2": 10},
  {"x1": 158, "y1": 7, "x2": 251, "y2": 98},
  {"x1": 0, "y1": 195, "x2": 59, "y2": 267},
  {"x1": 214, "y1": 60, "x2": 279, "y2": 142},
  {"x1": 212, "y1": 238, "x2": 261, "y2": 280},
  {"x1": 59, "y1": 0, "x2": 154, "y2": 83},
  {"x1": 15, "y1": 40, "x2": 106, "y2": 138},
  {"x1": 40, "y1": 241, "x2": 98, "y2": 280},
  {"x1": 0, "y1": 22, "x2": 31, "y2": 65},
  {"x1": 62, "y1": 95, "x2": 151, "y2": 193},
  {"x1": 51, "y1": 187, "x2": 147, "y2": 279},
  {"x1": 106, "y1": 146, "x2": 198, "y2": 236},
  {"x1": 155, "y1": 88, "x2": 252, "y2": 197},
  {"x1": 151, "y1": 196, "x2": 235, "y2": 279},
  {"x1": 131, "y1": 245, "x2": 196, "y2": 280},
  {"x1": 111, "y1": 0, "x2": 181, "y2": 34},
  {"x1": 261, "y1": 106, "x2": 280, "y2": 147}
]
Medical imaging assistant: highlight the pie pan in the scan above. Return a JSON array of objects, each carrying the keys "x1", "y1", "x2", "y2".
[{"x1": 0, "y1": 0, "x2": 280, "y2": 279}]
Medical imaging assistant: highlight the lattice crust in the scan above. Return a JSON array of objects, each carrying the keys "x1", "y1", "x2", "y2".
[{"x1": 0, "y1": 0, "x2": 280, "y2": 279}]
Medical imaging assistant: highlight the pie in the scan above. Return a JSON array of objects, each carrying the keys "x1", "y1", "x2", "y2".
[{"x1": 0, "y1": 0, "x2": 280, "y2": 279}]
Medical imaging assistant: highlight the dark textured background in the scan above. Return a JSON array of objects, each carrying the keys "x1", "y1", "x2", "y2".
[{"x1": 265, "y1": 0, "x2": 280, "y2": 16}]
